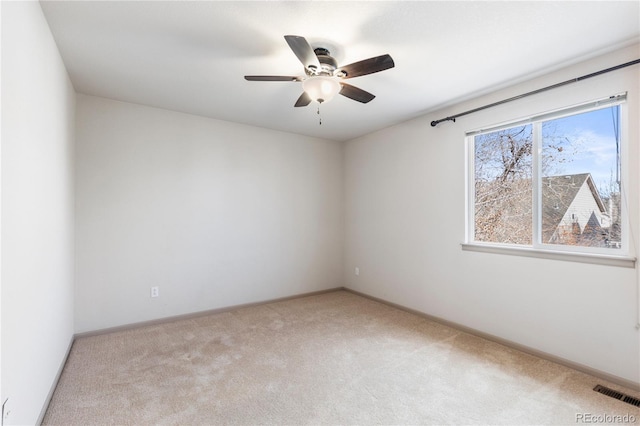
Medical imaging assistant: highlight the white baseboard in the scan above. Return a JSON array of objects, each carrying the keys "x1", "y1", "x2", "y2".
[
  {"x1": 343, "y1": 287, "x2": 640, "y2": 392},
  {"x1": 37, "y1": 336, "x2": 75, "y2": 425},
  {"x1": 74, "y1": 287, "x2": 343, "y2": 339}
]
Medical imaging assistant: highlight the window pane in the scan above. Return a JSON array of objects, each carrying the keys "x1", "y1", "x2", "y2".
[
  {"x1": 541, "y1": 106, "x2": 621, "y2": 249},
  {"x1": 474, "y1": 125, "x2": 533, "y2": 244}
]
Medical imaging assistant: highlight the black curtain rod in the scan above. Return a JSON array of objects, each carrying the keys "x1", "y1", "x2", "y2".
[{"x1": 430, "y1": 59, "x2": 640, "y2": 127}]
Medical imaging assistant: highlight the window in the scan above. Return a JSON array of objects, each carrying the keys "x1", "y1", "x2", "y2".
[{"x1": 466, "y1": 94, "x2": 630, "y2": 261}]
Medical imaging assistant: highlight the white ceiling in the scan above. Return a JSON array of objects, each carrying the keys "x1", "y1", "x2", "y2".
[{"x1": 40, "y1": 1, "x2": 640, "y2": 142}]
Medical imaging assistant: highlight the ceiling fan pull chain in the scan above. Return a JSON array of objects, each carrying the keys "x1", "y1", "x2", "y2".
[{"x1": 317, "y1": 104, "x2": 322, "y2": 125}]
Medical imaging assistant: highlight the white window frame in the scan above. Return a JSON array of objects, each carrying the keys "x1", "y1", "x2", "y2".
[{"x1": 463, "y1": 93, "x2": 635, "y2": 268}]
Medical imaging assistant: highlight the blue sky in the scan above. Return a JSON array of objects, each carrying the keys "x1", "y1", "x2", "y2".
[{"x1": 543, "y1": 106, "x2": 620, "y2": 192}]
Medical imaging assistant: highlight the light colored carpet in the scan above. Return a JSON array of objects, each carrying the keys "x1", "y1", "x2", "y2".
[{"x1": 44, "y1": 290, "x2": 640, "y2": 425}]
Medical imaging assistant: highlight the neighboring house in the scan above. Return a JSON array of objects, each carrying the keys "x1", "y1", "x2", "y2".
[{"x1": 542, "y1": 173, "x2": 612, "y2": 247}]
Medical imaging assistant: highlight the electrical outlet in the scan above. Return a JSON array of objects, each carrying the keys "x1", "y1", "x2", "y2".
[
  {"x1": 355, "y1": 267, "x2": 360, "y2": 276},
  {"x1": 150, "y1": 286, "x2": 159, "y2": 298}
]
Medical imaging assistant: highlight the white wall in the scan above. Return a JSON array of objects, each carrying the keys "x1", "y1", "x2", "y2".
[
  {"x1": 1, "y1": 2, "x2": 76, "y2": 425},
  {"x1": 75, "y1": 95, "x2": 343, "y2": 333},
  {"x1": 344, "y1": 44, "x2": 640, "y2": 385}
]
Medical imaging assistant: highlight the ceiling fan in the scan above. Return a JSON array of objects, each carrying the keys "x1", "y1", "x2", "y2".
[{"x1": 245, "y1": 35, "x2": 395, "y2": 107}]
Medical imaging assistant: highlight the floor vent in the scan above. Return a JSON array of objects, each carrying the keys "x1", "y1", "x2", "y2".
[{"x1": 593, "y1": 384, "x2": 640, "y2": 407}]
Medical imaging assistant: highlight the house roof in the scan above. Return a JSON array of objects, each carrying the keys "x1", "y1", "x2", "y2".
[{"x1": 541, "y1": 173, "x2": 606, "y2": 241}]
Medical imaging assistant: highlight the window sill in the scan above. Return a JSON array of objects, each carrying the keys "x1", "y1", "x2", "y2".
[{"x1": 461, "y1": 243, "x2": 636, "y2": 268}]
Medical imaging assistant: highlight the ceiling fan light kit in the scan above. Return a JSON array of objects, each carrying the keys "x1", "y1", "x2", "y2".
[
  {"x1": 245, "y1": 35, "x2": 394, "y2": 109},
  {"x1": 302, "y1": 76, "x2": 341, "y2": 104}
]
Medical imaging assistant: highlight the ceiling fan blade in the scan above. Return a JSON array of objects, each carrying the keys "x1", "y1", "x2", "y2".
[
  {"x1": 284, "y1": 35, "x2": 320, "y2": 70},
  {"x1": 245, "y1": 75, "x2": 302, "y2": 82},
  {"x1": 294, "y1": 92, "x2": 312, "y2": 107},
  {"x1": 339, "y1": 83, "x2": 376, "y2": 103},
  {"x1": 338, "y1": 54, "x2": 395, "y2": 79}
]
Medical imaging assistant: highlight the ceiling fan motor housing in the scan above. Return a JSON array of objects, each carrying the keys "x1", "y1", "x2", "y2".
[{"x1": 308, "y1": 48, "x2": 340, "y2": 76}]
